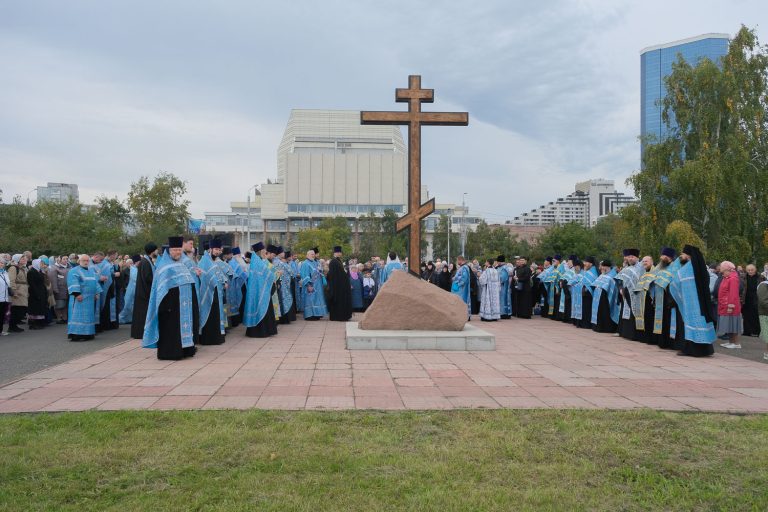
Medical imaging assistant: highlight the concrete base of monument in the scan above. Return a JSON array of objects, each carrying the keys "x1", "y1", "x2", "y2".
[{"x1": 345, "y1": 322, "x2": 495, "y2": 351}]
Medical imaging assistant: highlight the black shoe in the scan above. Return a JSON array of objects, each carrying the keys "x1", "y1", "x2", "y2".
[
  {"x1": 56, "y1": 320, "x2": 67, "y2": 324},
  {"x1": 9, "y1": 327, "x2": 24, "y2": 333}
]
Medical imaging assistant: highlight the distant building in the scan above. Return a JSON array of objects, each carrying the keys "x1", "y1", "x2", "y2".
[
  {"x1": 203, "y1": 109, "x2": 482, "y2": 256},
  {"x1": 36, "y1": 182, "x2": 79, "y2": 203},
  {"x1": 640, "y1": 33, "x2": 729, "y2": 158},
  {"x1": 510, "y1": 179, "x2": 635, "y2": 227},
  {"x1": 491, "y1": 224, "x2": 547, "y2": 245}
]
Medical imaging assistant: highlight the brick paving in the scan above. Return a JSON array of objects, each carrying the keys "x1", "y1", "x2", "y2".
[{"x1": 0, "y1": 315, "x2": 766, "y2": 413}]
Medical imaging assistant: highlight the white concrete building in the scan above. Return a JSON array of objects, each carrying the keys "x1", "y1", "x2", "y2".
[
  {"x1": 36, "y1": 182, "x2": 79, "y2": 203},
  {"x1": 511, "y1": 179, "x2": 635, "y2": 227}
]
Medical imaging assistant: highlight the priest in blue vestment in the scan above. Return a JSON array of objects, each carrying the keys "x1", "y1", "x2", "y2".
[
  {"x1": 496, "y1": 255, "x2": 512, "y2": 319},
  {"x1": 118, "y1": 255, "x2": 141, "y2": 324},
  {"x1": 275, "y1": 247, "x2": 296, "y2": 324},
  {"x1": 198, "y1": 248, "x2": 226, "y2": 345},
  {"x1": 616, "y1": 248, "x2": 645, "y2": 341},
  {"x1": 142, "y1": 237, "x2": 198, "y2": 360},
  {"x1": 91, "y1": 251, "x2": 118, "y2": 332},
  {"x1": 299, "y1": 248, "x2": 328, "y2": 321},
  {"x1": 244, "y1": 242, "x2": 279, "y2": 337},
  {"x1": 575, "y1": 256, "x2": 598, "y2": 329},
  {"x1": 379, "y1": 252, "x2": 404, "y2": 287},
  {"x1": 452, "y1": 256, "x2": 472, "y2": 320},
  {"x1": 668, "y1": 244, "x2": 716, "y2": 357},
  {"x1": 591, "y1": 260, "x2": 619, "y2": 333},
  {"x1": 227, "y1": 247, "x2": 248, "y2": 327},
  {"x1": 67, "y1": 254, "x2": 100, "y2": 341}
]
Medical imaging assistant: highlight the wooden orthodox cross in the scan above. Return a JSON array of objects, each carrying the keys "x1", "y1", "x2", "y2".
[{"x1": 361, "y1": 75, "x2": 468, "y2": 276}]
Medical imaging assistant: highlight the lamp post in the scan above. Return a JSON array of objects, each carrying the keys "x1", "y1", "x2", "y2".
[
  {"x1": 26, "y1": 187, "x2": 37, "y2": 206},
  {"x1": 447, "y1": 214, "x2": 451, "y2": 264},
  {"x1": 245, "y1": 184, "x2": 258, "y2": 249},
  {"x1": 460, "y1": 192, "x2": 467, "y2": 257}
]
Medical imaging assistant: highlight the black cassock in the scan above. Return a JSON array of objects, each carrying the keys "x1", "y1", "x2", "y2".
[
  {"x1": 156, "y1": 286, "x2": 197, "y2": 361},
  {"x1": 592, "y1": 292, "x2": 617, "y2": 333},
  {"x1": 559, "y1": 280, "x2": 572, "y2": 323},
  {"x1": 246, "y1": 282, "x2": 278, "y2": 338},
  {"x1": 199, "y1": 287, "x2": 225, "y2": 345},
  {"x1": 131, "y1": 258, "x2": 154, "y2": 339},
  {"x1": 578, "y1": 288, "x2": 593, "y2": 329},
  {"x1": 618, "y1": 288, "x2": 641, "y2": 341},
  {"x1": 639, "y1": 292, "x2": 656, "y2": 344},
  {"x1": 513, "y1": 266, "x2": 532, "y2": 319},
  {"x1": 469, "y1": 270, "x2": 480, "y2": 315},
  {"x1": 327, "y1": 257, "x2": 352, "y2": 322},
  {"x1": 99, "y1": 264, "x2": 119, "y2": 332}
]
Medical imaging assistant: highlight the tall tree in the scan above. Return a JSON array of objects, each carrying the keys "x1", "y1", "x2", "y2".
[
  {"x1": 628, "y1": 26, "x2": 768, "y2": 263},
  {"x1": 127, "y1": 172, "x2": 191, "y2": 235},
  {"x1": 430, "y1": 214, "x2": 459, "y2": 261}
]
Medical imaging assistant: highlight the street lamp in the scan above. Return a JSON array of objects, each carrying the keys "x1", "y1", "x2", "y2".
[
  {"x1": 246, "y1": 184, "x2": 259, "y2": 249},
  {"x1": 26, "y1": 187, "x2": 37, "y2": 206},
  {"x1": 461, "y1": 192, "x2": 467, "y2": 257}
]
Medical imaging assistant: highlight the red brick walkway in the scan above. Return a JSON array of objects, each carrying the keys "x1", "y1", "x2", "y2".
[{"x1": 1, "y1": 316, "x2": 766, "y2": 413}]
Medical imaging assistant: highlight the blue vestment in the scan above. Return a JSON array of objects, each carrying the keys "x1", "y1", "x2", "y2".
[
  {"x1": 498, "y1": 265, "x2": 512, "y2": 316},
  {"x1": 451, "y1": 264, "x2": 471, "y2": 316},
  {"x1": 91, "y1": 260, "x2": 116, "y2": 322},
  {"x1": 668, "y1": 260, "x2": 716, "y2": 344},
  {"x1": 118, "y1": 265, "x2": 138, "y2": 324},
  {"x1": 299, "y1": 258, "x2": 328, "y2": 318},
  {"x1": 142, "y1": 252, "x2": 196, "y2": 349},
  {"x1": 274, "y1": 259, "x2": 294, "y2": 314},
  {"x1": 227, "y1": 258, "x2": 248, "y2": 315},
  {"x1": 243, "y1": 254, "x2": 275, "y2": 327},
  {"x1": 290, "y1": 259, "x2": 302, "y2": 312},
  {"x1": 67, "y1": 265, "x2": 99, "y2": 335},
  {"x1": 380, "y1": 261, "x2": 403, "y2": 286},
  {"x1": 591, "y1": 268, "x2": 619, "y2": 325},
  {"x1": 570, "y1": 266, "x2": 597, "y2": 320},
  {"x1": 198, "y1": 252, "x2": 226, "y2": 335}
]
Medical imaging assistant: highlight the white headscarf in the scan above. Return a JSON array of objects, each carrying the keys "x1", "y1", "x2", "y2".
[
  {"x1": 31, "y1": 259, "x2": 42, "y2": 271},
  {"x1": 11, "y1": 254, "x2": 22, "y2": 265}
]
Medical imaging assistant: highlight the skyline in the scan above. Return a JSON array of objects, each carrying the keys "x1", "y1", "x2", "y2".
[{"x1": 1, "y1": 1, "x2": 766, "y2": 221}]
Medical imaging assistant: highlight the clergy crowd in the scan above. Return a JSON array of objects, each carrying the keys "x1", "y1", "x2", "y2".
[{"x1": 1, "y1": 241, "x2": 767, "y2": 362}]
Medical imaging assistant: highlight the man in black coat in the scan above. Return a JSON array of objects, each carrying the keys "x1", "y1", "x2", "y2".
[
  {"x1": 131, "y1": 242, "x2": 158, "y2": 339},
  {"x1": 327, "y1": 245, "x2": 352, "y2": 321}
]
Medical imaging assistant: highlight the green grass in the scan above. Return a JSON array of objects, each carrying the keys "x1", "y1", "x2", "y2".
[{"x1": 1, "y1": 409, "x2": 767, "y2": 511}]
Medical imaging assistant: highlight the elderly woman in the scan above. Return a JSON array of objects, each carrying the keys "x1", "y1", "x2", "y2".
[
  {"x1": 717, "y1": 261, "x2": 743, "y2": 349},
  {"x1": 26, "y1": 259, "x2": 49, "y2": 330},
  {"x1": 7, "y1": 254, "x2": 29, "y2": 333},
  {"x1": 349, "y1": 263, "x2": 364, "y2": 312}
]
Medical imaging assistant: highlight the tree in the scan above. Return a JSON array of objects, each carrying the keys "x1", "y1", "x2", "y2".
[
  {"x1": 628, "y1": 26, "x2": 768, "y2": 263},
  {"x1": 534, "y1": 222, "x2": 596, "y2": 261},
  {"x1": 293, "y1": 216, "x2": 352, "y2": 258},
  {"x1": 127, "y1": 172, "x2": 191, "y2": 235}
]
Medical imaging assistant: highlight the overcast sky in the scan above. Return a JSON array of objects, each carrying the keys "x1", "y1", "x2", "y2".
[{"x1": 1, "y1": 1, "x2": 765, "y2": 221}]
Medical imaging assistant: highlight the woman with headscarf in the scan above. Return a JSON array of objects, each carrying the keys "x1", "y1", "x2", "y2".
[
  {"x1": 7, "y1": 254, "x2": 29, "y2": 333},
  {"x1": 0, "y1": 255, "x2": 11, "y2": 335},
  {"x1": 717, "y1": 261, "x2": 742, "y2": 349},
  {"x1": 26, "y1": 259, "x2": 49, "y2": 330},
  {"x1": 349, "y1": 263, "x2": 364, "y2": 312}
]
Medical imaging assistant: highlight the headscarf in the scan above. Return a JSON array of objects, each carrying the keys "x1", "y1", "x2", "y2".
[
  {"x1": 349, "y1": 266, "x2": 359, "y2": 279},
  {"x1": 12, "y1": 254, "x2": 22, "y2": 264},
  {"x1": 31, "y1": 259, "x2": 42, "y2": 271}
]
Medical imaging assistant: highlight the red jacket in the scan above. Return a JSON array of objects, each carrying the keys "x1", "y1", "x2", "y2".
[{"x1": 717, "y1": 272, "x2": 741, "y2": 316}]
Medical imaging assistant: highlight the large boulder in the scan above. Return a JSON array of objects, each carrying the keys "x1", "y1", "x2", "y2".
[{"x1": 359, "y1": 270, "x2": 467, "y2": 331}]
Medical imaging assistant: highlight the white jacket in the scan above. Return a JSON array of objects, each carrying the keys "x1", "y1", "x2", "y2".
[{"x1": 0, "y1": 270, "x2": 10, "y2": 303}]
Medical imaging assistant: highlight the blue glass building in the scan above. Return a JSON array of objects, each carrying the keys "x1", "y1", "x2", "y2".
[{"x1": 640, "y1": 33, "x2": 729, "y2": 159}]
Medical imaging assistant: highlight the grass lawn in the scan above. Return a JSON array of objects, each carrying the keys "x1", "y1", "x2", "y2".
[{"x1": 1, "y1": 409, "x2": 766, "y2": 511}]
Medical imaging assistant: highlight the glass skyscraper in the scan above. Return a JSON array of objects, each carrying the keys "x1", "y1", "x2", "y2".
[{"x1": 640, "y1": 33, "x2": 729, "y2": 158}]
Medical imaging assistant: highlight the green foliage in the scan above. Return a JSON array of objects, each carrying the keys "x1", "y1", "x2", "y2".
[
  {"x1": 293, "y1": 216, "x2": 352, "y2": 258},
  {"x1": 126, "y1": 171, "x2": 190, "y2": 235},
  {"x1": 628, "y1": 25, "x2": 768, "y2": 264},
  {"x1": 462, "y1": 221, "x2": 531, "y2": 262},
  {"x1": 430, "y1": 214, "x2": 460, "y2": 261}
]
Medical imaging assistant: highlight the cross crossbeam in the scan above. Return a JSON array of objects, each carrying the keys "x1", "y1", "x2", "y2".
[{"x1": 361, "y1": 75, "x2": 468, "y2": 275}]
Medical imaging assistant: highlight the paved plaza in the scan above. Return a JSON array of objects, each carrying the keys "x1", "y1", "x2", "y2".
[{"x1": 0, "y1": 316, "x2": 766, "y2": 413}]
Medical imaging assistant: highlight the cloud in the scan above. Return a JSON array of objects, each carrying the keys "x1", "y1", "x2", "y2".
[{"x1": 0, "y1": 1, "x2": 765, "y2": 221}]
